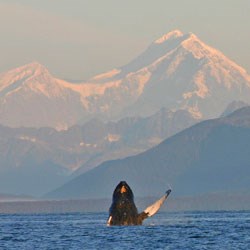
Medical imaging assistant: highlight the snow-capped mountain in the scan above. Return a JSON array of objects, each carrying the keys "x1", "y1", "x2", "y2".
[
  {"x1": 0, "y1": 61, "x2": 145, "y2": 129},
  {"x1": 0, "y1": 62, "x2": 88, "y2": 129},
  {"x1": 110, "y1": 30, "x2": 250, "y2": 119},
  {"x1": 1, "y1": 30, "x2": 250, "y2": 129}
]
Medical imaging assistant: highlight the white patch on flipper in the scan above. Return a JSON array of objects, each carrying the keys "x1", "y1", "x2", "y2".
[
  {"x1": 144, "y1": 189, "x2": 171, "y2": 217},
  {"x1": 107, "y1": 216, "x2": 112, "y2": 226}
]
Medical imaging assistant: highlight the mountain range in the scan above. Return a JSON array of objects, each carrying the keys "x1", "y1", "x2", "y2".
[
  {"x1": 0, "y1": 107, "x2": 197, "y2": 196},
  {"x1": 46, "y1": 106, "x2": 250, "y2": 199},
  {"x1": 0, "y1": 30, "x2": 249, "y2": 129},
  {"x1": 1, "y1": 29, "x2": 250, "y2": 199}
]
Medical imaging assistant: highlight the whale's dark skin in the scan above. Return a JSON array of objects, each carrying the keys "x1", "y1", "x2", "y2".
[{"x1": 107, "y1": 181, "x2": 171, "y2": 226}]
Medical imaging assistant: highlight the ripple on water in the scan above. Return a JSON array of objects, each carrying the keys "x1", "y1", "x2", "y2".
[{"x1": 0, "y1": 211, "x2": 249, "y2": 249}]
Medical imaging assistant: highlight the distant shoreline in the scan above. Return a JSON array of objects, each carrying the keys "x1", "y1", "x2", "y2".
[{"x1": 1, "y1": 193, "x2": 250, "y2": 214}]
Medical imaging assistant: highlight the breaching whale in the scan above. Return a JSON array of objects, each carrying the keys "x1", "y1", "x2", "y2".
[{"x1": 107, "y1": 181, "x2": 171, "y2": 226}]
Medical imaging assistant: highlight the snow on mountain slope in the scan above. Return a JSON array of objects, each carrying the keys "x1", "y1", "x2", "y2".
[
  {"x1": 0, "y1": 62, "x2": 86, "y2": 129},
  {"x1": 1, "y1": 30, "x2": 250, "y2": 128},
  {"x1": 81, "y1": 29, "x2": 250, "y2": 120},
  {"x1": 114, "y1": 31, "x2": 250, "y2": 119}
]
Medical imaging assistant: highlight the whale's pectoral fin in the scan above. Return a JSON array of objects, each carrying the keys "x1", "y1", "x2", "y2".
[
  {"x1": 138, "y1": 189, "x2": 171, "y2": 223},
  {"x1": 107, "y1": 216, "x2": 112, "y2": 226}
]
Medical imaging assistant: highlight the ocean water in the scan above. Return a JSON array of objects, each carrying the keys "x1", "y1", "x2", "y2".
[{"x1": 0, "y1": 211, "x2": 249, "y2": 250}]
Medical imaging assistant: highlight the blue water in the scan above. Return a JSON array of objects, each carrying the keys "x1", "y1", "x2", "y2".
[{"x1": 0, "y1": 211, "x2": 249, "y2": 249}]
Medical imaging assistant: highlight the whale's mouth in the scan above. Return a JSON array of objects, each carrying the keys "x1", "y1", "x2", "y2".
[{"x1": 121, "y1": 186, "x2": 127, "y2": 193}]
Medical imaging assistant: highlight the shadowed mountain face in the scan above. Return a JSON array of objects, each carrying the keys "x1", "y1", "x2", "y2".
[
  {"x1": 46, "y1": 107, "x2": 250, "y2": 200},
  {"x1": 0, "y1": 108, "x2": 197, "y2": 196},
  {"x1": 220, "y1": 101, "x2": 249, "y2": 117},
  {"x1": 0, "y1": 30, "x2": 250, "y2": 129}
]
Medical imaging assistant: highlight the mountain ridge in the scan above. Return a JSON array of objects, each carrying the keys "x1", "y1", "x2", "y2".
[
  {"x1": 1, "y1": 30, "x2": 250, "y2": 128},
  {"x1": 45, "y1": 106, "x2": 250, "y2": 199},
  {"x1": 0, "y1": 107, "x2": 197, "y2": 196}
]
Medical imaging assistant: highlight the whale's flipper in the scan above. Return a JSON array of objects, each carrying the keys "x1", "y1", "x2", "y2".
[
  {"x1": 144, "y1": 189, "x2": 172, "y2": 217},
  {"x1": 137, "y1": 189, "x2": 171, "y2": 223}
]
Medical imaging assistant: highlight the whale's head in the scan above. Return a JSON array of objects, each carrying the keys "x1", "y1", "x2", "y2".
[
  {"x1": 108, "y1": 181, "x2": 138, "y2": 225},
  {"x1": 112, "y1": 181, "x2": 134, "y2": 202}
]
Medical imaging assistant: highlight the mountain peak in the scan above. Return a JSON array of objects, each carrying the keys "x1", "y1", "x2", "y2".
[
  {"x1": 19, "y1": 61, "x2": 50, "y2": 76},
  {"x1": 0, "y1": 62, "x2": 51, "y2": 93},
  {"x1": 181, "y1": 32, "x2": 205, "y2": 46},
  {"x1": 25, "y1": 61, "x2": 45, "y2": 69},
  {"x1": 0, "y1": 62, "x2": 51, "y2": 81},
  {"x1": 154, "y1": 30, "x2": 183, "y2": 44},
  {"x1": 184, "y1": 32, "x2": 201, "y2": 42}
]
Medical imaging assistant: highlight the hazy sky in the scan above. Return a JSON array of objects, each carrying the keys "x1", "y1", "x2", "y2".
[{"x1": 0, "y1": 0, "x2": 249, "y2": 80}]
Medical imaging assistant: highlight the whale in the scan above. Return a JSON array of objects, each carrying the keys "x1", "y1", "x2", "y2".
[{"x1": 107, "y1": 181, "x2": 171, "y2": 226}]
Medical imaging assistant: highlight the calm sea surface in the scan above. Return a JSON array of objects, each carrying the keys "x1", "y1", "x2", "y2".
[{"x1": 0, "y1": 211, "x2": 249, "y2": 249}]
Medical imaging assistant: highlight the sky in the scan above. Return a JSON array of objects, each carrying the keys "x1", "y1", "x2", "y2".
[{"x1": 0, "y1": 0, "x2": 249, "y2": 81}]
